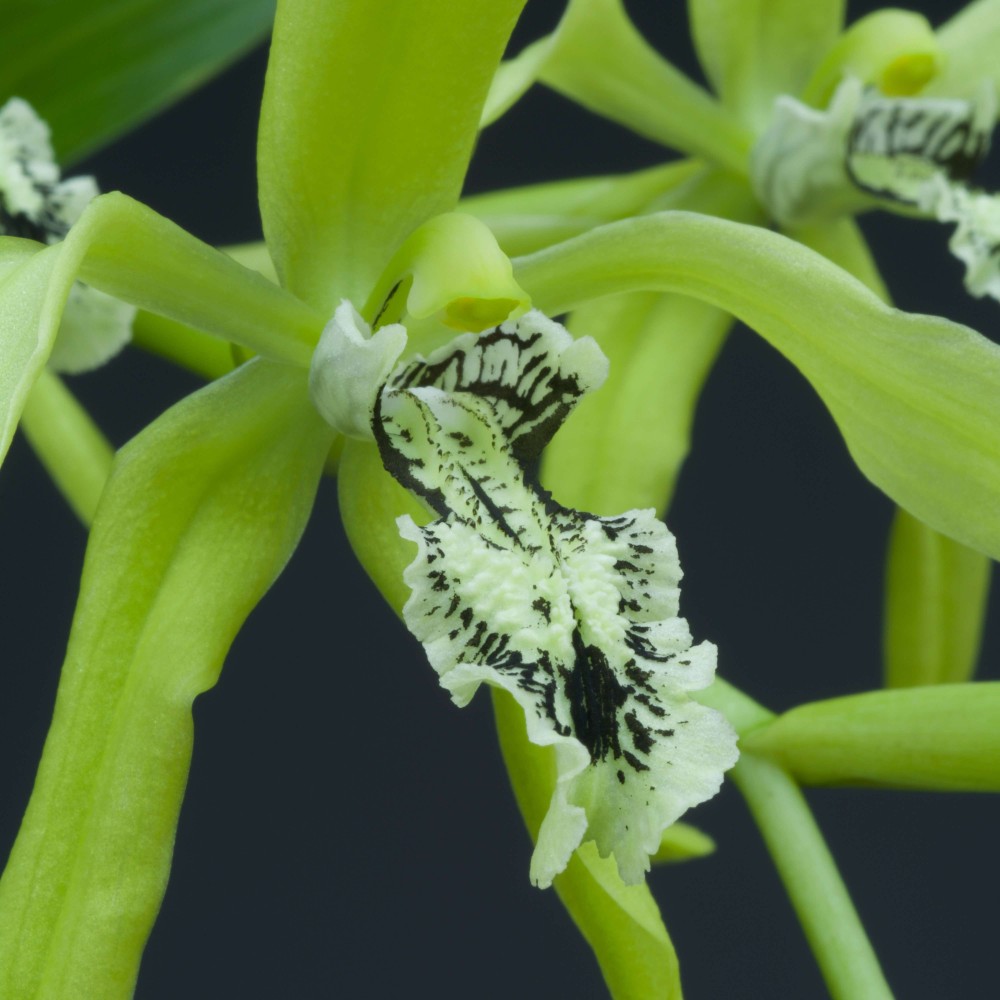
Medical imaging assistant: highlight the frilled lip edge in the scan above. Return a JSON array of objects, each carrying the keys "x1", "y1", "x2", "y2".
[{"x1": 365, "y1": 311, "x2": 738, "y2": 888}]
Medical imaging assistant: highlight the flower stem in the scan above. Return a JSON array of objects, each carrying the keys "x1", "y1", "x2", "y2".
[
  {"x1": 732, "y1": 753, "x2": 894, "y2": 1000},
  {"x1": 20, "y1": 369, "x2": 113, "y2": 526}
]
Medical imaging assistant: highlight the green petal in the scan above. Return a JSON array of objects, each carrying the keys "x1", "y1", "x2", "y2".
[
  {"x1": 20, "y1": 368, "x2": 113, "y2": 526},
  {"x1": 651, "y1": 822, "x2": 715, "y2": 865},
  {"x1": 742, "y1": 684, "x2": 1000, "y2": 791},
  {"x1": 257, "y1": 0, "x2": 525, "y2": 312},
  {"x1": 689, "y1": 0, "x2": 844, "y2": 132},
  {"x1": 927, "y1": 0, "x2": 1000, "y2": 104},
  {"x1": 0, "y1": 0, "x2": 276, "y2": 166},
  {"x1": 883, "y1": 508, "x2": 992, "y2": 687},
  {"x1": 461, "y1": 161, "x2": 704, "y2": 259},
  {"x1": 514, "y1": 213, "x2": 1000, "y2": 561},
  {"x1": 793, "y1": 219, "x2": 993, "y2": 691},
  {"x1": 493, "y1": 690, "x2": 683, "y2": 1000},
  {"x1": 481, "y1": 35, "x2": 555, "y2": 127},
  {"x1": 535, "y1": 0, "x2": 752, "y2": 174},
  {"x1": 0, "y1": 361, "x2": 331, "y2": 998}
]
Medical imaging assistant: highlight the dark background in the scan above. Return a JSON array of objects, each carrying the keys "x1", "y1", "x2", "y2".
[{"x1": 1, "y1": 1, "x2": 998, "y2": 997}]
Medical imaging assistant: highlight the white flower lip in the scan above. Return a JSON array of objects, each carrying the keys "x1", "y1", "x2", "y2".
[{"x1": 371, "y1": 309, "x2": 737, "y2": 887}]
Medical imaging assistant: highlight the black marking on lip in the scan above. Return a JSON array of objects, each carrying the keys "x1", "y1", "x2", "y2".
[{"x1": 566, "y1": 626, "x2": 628, "y2": 764}]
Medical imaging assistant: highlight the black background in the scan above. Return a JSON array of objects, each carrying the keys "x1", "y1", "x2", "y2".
[{"x1": 1, "y1": 1, "x2": 998, "y2": 997}]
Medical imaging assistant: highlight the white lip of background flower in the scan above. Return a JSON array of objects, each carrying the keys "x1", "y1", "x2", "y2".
[
  {"x1": 751, "y1": 76, "x2": 1000, "y2": 301},
  {"x1": 312, "y1": 302, "x2": 739, "y2": 887},
  {"x1": 0, "y1": 98, "x2": 134, "y2": 373}
]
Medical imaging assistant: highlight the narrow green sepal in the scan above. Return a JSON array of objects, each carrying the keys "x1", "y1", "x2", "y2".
[
  {"x1": 883, "y1": 508, "x2": 992, "y2": 687},
  {"x1": 742, "y1": 684, "x2": 1000, "y2": 790},
  {"x1": 0, "y1": 361, "x2": 332, "y2": 998},
  {"x1": 651, "y1": 822, "x2": 715, "y2": 865}
]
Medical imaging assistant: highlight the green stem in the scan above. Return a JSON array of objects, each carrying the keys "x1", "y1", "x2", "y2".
[
  {"x1": 130, "y1": 310, "x2": 236, "y2": 381},
  {"x1": 732, "y1": 754, "x2": 894, "y2": 1000},
  {"x1": 19, "y1": 369, "x2": 114, "y2": 527}
]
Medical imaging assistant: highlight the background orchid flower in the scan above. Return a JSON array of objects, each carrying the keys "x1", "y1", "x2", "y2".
[
  {"x1": 0, "y1": 2, "x2": 998, "y2": 999},
  {"x1": 478, "y1": 0, "x2": 1000, "y2": 696}
]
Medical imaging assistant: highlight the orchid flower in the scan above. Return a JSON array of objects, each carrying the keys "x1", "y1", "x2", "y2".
[
  {"x1": 477, "y1": 0, "x2": 999, "y2": 692},
  {"x1": 1, "y1": 2, "x2": 1000, "y2": 999}
]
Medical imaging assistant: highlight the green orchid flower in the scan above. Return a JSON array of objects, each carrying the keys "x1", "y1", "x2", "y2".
[
  {"x1": 477, "y1": 0, "x2": 998, "y2": 692},
  {"x1": 2, "y1": 2, "x2": 1000, "y2": 998}
]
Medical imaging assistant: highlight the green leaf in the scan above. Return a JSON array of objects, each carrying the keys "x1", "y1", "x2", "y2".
[
  {"x1": 20, "y1": 368, "x2": 113, "y2": 526},
  {"x1": 0, "y1": 360, "x2": 331, "y2": 998},
  {"x1": 533, "y1": 0, "x2": 752, "y2": 174},
  {"x1": 883, "y1": 508, "x2": 992, "y2": 687},
  {"x1": 926, "y1": 0, "x2": 1000, "y2": 104},
  {"x1": 257, "y1": 0, "x2": 526, "y2": 313},
  {"x1": 688, "y1": 0, "x2": 844, "y2": 132},
  {"x1": 0, "y1": 0, "x2": 276, "y2": 166},
  {"x1": 514, "y1": 212, "x2": 1000, "y2": 562},
  {"x1": 742, "y1": 684, "x2": 1000, "y2": 791},
  {"x1": 461, "y1": 160, "x2": 704, "y2": 258},
  {"x1": 493, "y1": 690, "x2": 683, "y2": 1000}
]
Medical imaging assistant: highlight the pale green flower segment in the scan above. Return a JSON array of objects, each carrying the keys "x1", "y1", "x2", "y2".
[{"x1": 3, "y1": 1, "x2": 1000, "y2": 998}]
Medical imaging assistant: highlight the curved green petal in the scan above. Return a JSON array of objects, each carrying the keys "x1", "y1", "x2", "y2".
[
  {"x1": 257, "y1": 0, "x2": 526, "y2": 312},
  {"x1": 514, "y1": 213, "x2": 1000, "y2": 562},
  {"x1": 742, "y1": 684, "x2": 1000, "y2": 791},
  {"x1": 481, "y1": 35, "x2": 554, "y2": 127},
  {"x1": 688, "y1": 0, "x2": 844, "y2": 132},
  {"x1": 0, "y1": 361, "x2": 332, "y2": 999},
  {"x1": 793, "y1": 220, "x2": 993, "y2": 691},
  {"x1": 927, "y1": 0, "x2": 1000, "y2": 104},
  {"x1": 536, "y1": 0, "x2": 752, "y2": 174},
  {"x1": 0, "y1": 0, "x2": 275, "y2": 166},
  {"x1": 883, "y1": 508, "x2": 992, "y2": 687},
  {"x1": 20, "y1": 369, "x2": 113, "y2": 526}
]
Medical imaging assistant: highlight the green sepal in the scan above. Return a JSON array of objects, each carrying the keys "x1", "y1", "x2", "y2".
[
  {"x1": 742, "y1": 684, "x2": 1000, "y2": 790},
  {"x1": 927, "y1": 0, "x2": 1000, "y2": 104},
  {"x1": 688, "y1": 0, "x2": 844, "y2": 132},
  {"x1": 533, "y1": 0, "x2": 752, "y2": 174},
  {"x1": 514, "y1": 212, "x2": 1000, "y2": 562},
  {"x1": 883, "y1": 508, "x2": 992, "y2": 687},
  {"x1": 461, "y1": 160, "x2": 704, "y2": 259},
  {"x1": 0, "y1": 0, "x2": 276, "y2": 166},
  {"x1": 257, "y1": 0, "x2": 526, "y2": 313},
  {"x1": 493, "y1": 689, "x2": 683, "y2": 1000},
  {"x1": 791, "y1": 220, "x2": 993, "y2": 691},
  {"x1": 0, "y1": 360, "x2": 332, "y2": 998},
  {"x1": 651, "y1": 822, "x2": 715, "y2": 865},
  {"x1": 801, "y1": 9, "x2": 940, "y2": 107},
  {"x1": 20, "y1": 369, "x2": 113, "y2": 526}
]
